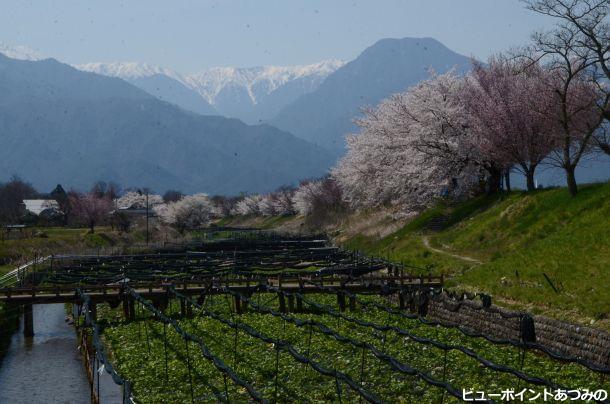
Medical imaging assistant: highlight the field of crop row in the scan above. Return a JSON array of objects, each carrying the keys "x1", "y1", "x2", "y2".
[{"x1": 95, "y1": 289, "x2": 609, "y2": 403}]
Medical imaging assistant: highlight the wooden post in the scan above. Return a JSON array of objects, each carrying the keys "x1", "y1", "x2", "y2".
[
  {"x1": 180, "y1": 299, "x2": 187, "y2": 317},
  {"x1": 337, "y1": 292, "x2": 346, "y2": 312},
  {"x1": 278, "y1": 293, "x2": 286, "y2": 313},
  {"x1": 408, "y1": 288, "x2": 417, "y2": 313},
  {"x1": 287, "y1": 295, "x2": 295, "y2": 313},
  {"x1": 296, "y1": 295, "x2": 303, "y2": 313},
  {"x1": 399, "y1": 291, "x2": 405, "y2": 310},
  {"x1": 90, "y1": 303, "x2": 98, "y2": 322},
  {"x1": 233, "y1": 296, "x2": 242, "y2": 314},
  {"x1": 10, "y1": 303, "x2": 20, "y2": 328},
  {"x1": 159, "y1": 296, "x2": 169, "y2": 311},
  {"x1": 241, "y1": 292, "x2": 250, "y2": 313},
  {"x1": 128, "y1": 298, "x2": 136, "y2": 321},
  {"x1": 23, "y1": 304, "x2": 34, "y2": 337},
  {"x1": 122, "y1": 296, "x2": 130, "y2": 319},
  {"x1": 348, "y1": 295, "x2": 356, "y2": 311}
]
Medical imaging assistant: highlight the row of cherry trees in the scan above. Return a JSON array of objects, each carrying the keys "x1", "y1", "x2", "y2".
[
  {"x1": 206, "y1": 0, "x2": 610, "y2": 220},
  {"x1": 331, "y1": 0, "x2": 610, "y2": 213}
]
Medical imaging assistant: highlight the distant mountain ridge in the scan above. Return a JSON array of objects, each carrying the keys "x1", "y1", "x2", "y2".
[
  {"x1": 0, "y1": 42, "x2": 43, "y2": 61},
  {"x1": 270, "y1": 37, "x2": 473, "y2": 154},
  {"x1": 0, "y1": 53, "x2": 334, "y2": 194},
  {"x1": 186, "y1": 60, "x2": 345, "y2": 104},
  {"x1": 75, "y1": 59, "x2": 345, "y2": 123}
]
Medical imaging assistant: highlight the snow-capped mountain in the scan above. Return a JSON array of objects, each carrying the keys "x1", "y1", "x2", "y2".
[
  {"x1": 76, "y1": 62, "x2": 217, "y2": 115},
  {"x1": 0, "y1": 53, "x2": 334, "y2": 194},
  {"x1": 0, "y1": 42, "x2": 43, "y2": 61},
  {"x1": 77, "y1": 61, "x2": 183, "y2": 82},
  {"x1": 186, "y1": 60, "x2": 345, "y2": 105},
  {"x1": 75, "y1": 59, "x2": 345, "y2": 123},
  {"x1": 186, "y1": 60, "x2": 345, "y2": 123}
]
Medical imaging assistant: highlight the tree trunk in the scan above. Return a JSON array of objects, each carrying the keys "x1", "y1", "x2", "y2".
[
  {"x1": 525, "y1": 170, "x2": 536, "y2": 192},
  {"x1": 486, "y1": 167, "x2": 502, "y2": 195},
  {"x1": 504, "y1": 170, "x2": 511, "y2": 192},
  {"x1": 565, "y1": 166, "x2": 578, "y2": 197},
  {"x1": 89, "y1": 221, "x2": 95, "y2": 234}
]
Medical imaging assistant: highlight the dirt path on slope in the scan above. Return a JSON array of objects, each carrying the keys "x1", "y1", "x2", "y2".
[{"x1": 421, "y1": 235, "x2": 482, "y2": 264}]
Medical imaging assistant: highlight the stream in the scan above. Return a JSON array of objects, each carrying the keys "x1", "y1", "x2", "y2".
[{"x1": 0, "y1": 303, "x2": 121, "y2": 404}]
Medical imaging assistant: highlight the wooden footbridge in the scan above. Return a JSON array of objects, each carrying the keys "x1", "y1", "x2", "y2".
[{"x1": 0, "y1": 232, "x2": 443, "y2": 337}]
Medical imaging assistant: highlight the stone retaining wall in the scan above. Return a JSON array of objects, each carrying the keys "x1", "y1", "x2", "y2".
[{"x1": 420, "y1": 293, "x2": 610, "y2": 369}]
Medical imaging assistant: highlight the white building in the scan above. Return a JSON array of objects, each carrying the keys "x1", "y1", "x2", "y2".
[{"x1": 22, "y1": 199, "x2": 60, "y2": 216}]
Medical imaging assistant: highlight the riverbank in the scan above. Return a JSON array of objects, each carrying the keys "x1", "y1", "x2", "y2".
[
  {"x1": 219, "y1": 182, "x2": 610, "y2": 331},
  {"x1": 0, "y1": 226, "x2": 161, "y2": 276}
]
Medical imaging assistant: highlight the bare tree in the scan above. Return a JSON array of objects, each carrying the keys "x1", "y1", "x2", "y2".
[
  {"x1": 519, "y1": 4, "x2": 608, "y2": 195},
  {"x1": 524, "y1": 0, "x2": 610, "y2": 158},
  {"x1": 163, "y1": 190, "x2": 184, "y2": 203},
  {"x1": 293, "y1": 177, "x2": 346, "y2": 226},
  {"x1": 0, "y1": 176, "x2": 38, "y2": 224},
  {"x1": 91, "y1": 181, "x2": 121, "y2": 200},
  {"x1": 271, "y1": 186, "x2": 296, "y2": 216},
  {"x1": 210, "y1": 195, "x2": 241, "y2": 217}
]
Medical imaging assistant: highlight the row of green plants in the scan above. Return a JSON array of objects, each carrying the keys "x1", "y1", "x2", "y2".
[{"x1": 97, "y1": 292, "x2": 609, "y2": 403}]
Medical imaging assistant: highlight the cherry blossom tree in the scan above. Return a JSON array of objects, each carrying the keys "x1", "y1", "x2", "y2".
[
  {"x1": 406, "y1": 72, "x2": 503, "y2": 194},
  {"x1": 333, "y1": 72, "x2": 482, "y2": 213},
  {"x1": 292, "y1": 177, "x2": 345, "y2": 222},
  {"x1": 257, "y1": 195, "x2": 277, "y2": 216},
  {"x1": 69, "y1": 192, "x2": 112, "y2": 233},
  {"x1": 523, "y1": 0, "x2": 610, "y2": 194},
  {"x1": 156, "y1": 193, "x2": 214, "y2": 233},
  {"x1": 462, "y1": 57, "x2": 559, "y2": 191},
  {"x1": 115, "y1": 191, "x2": 163, "y2": 210},
  {"x1": 271, "y1": 186, "x2": 296, "y2": 216},
  {"x1": 228, "y1": 187, "x2": 295, "y2": 217},
  {"x1": 235, "y1": 195, "x2": 263, "y2": 216},
  {"x1": 209, "y1": 195, "x2": 241, "y2": 217}
]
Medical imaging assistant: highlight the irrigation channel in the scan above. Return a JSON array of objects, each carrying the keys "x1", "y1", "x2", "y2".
[
  {"x1": 0, "y1": 303, "x2": 121, "y2": 403},
  {"x1": 0, "y1": 230, "x2": 608, "y2": 403}
]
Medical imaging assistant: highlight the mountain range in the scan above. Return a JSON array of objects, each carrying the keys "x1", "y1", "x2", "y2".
[
  {"x1": 76, "y1": 60, "x2": 345, "y2": 124},
  {"x1": 3, "y1": 38, "x2": 603, "y2": 193},
  {"x1": 0, "y1": 42, "x2": 43, "y2": 61},
  {"x1": 0, "y1": 38, "x2": 478, "y2": 194},
  {"x1": 0, "y1": 53, "x2": 333, "y2": 194},
  {"x1": 271, "y1": 37, "x2": 472, "y2": 154},
  {"x1": 76, "y1": 38, "x2": 473, "y2": 155}
]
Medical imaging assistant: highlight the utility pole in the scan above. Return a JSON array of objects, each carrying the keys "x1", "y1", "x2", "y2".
[
  {"x1": 146, "y1": 191, "x2": 149, "y2": 245},
  {"x1": 138, "y1": 188, "x2": 150, "y2": 245}
]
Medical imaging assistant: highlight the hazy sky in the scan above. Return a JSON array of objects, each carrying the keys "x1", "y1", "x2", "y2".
[{"x1": 0, "y1": 0, "x2": 556, "y2": 73}]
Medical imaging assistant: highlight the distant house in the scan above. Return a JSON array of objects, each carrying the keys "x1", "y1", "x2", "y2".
[
  {"x1": 113, "y1": 191, "x2": 163, "y2": 217},
  {"x1": 22, "y1": 199, "x2": 61, "y2": 216}
]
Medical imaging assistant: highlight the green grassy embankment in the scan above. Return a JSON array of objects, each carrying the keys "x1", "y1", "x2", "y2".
[
  {"x1": 342, "y1": 182, "x2": 610, "y2": 329},
  {"x1": 215, "y1": 214, "x2": 304, "y2": 233},
  {"x1": 0, "y1": 226, "x2": 157, "y2": 276}
]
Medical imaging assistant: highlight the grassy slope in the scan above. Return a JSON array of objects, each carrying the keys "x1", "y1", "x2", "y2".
[
  {"x1": 341, "y1": 182, "x2": 610, "y2": 329},
  {"x1": 0, "y1": 226, "x2": 152, "y2": 275},
  {"x1": 216, "y1": 214, "x2": 305, "y2": 233}
]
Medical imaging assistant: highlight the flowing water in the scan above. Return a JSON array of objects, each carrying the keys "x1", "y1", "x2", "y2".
[{"x1": 0, "y1": 304, "x2": 121, "y2": 404}]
